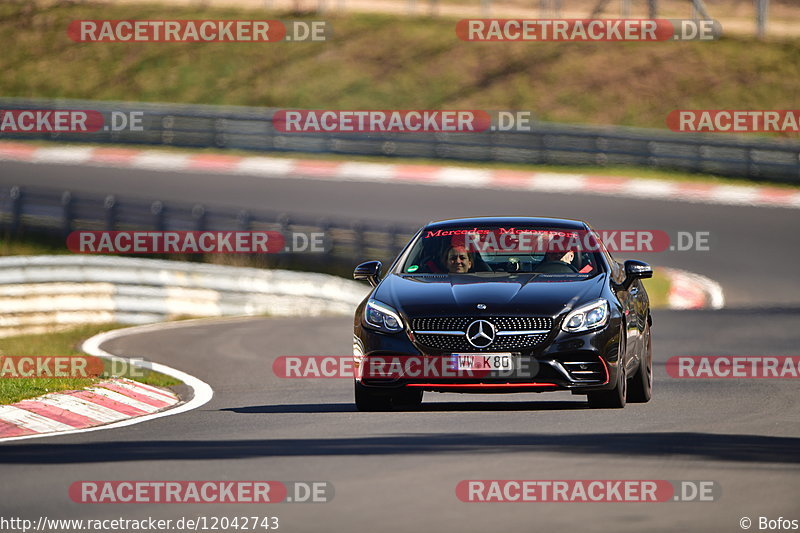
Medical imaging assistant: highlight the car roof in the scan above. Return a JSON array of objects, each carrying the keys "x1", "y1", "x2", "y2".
[{"x1": 424, "y1": 216, "x2": 590, "y2": 231}]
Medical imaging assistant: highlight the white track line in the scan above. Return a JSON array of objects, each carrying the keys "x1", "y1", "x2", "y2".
[
  {"x1": 131, "y1": 152, "x2": 191, "y2": 170},
  {"x1": 236, "y1": 156, "x2": 295, "y2": 177},
  {"x1": 434, "y1": 168, "x2": 493, "y2": 187},
  {"x1": 336, "y1": 162, "x2": 395, "y2": 181},
  {"x1": 529, "y1": 173, "x2": 587, "y2": 192},
  {"x1": 0, "y1": 317, "x2": 220, "y2": 443},
  {"x1": 31, "y1": 146, "x2": 95, "y2": 165}
]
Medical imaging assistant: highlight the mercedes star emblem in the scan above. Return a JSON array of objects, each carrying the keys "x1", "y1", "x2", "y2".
[{"x1": 466, "y1": 319, "x2": 496, "y2": 348}]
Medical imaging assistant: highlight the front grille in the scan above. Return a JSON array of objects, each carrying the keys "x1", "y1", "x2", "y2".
[
  {"x1": 411, "y1": 316, "x2": 553, "y2": 352},
  {"x1": 413, "y1": 317, "x2": 471, "y2": 332}
]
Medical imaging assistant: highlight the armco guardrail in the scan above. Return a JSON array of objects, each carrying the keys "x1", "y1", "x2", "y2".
[
  {"x1": 0, "y1": 255, "x2": 370, "y2": 337},
  {"x1": 1, "y1": 98, "x2": 799, "y2": 183},
  {"x1": 0, "y1": 184, "x2": 419, "y2": 274}
]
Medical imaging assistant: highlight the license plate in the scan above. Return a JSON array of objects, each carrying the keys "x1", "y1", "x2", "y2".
[{"x1": 453, "y1": 353, "x2": 514, "y2": 371}]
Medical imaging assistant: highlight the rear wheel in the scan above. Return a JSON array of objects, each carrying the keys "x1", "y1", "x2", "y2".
[
  {"x1": 627, "y1": 321, "x2": 652, "y2": 403},
  {"x1": 588, "y1": 359, "x2": 627, "y2": 409}
]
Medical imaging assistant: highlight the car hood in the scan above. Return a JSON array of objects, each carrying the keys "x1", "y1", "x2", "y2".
[{"x1": 373, "y1": 273, "x2": 606, "y2": 319}]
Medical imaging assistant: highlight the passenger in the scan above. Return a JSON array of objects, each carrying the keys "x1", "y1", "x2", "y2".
[{"x1": 443, "y1": 245, "x2": 474, "y2": 273}]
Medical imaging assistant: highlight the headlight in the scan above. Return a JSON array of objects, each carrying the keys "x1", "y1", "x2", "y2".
[
  {"x1": 562, "y1": 299, "x2": 609, "y2": 333},
  {"x1": 364, "y1": 299, "x2": 404, "y2": 333}
]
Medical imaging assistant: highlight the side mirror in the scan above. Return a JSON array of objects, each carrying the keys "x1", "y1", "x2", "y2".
[
  {"x1": 621, "y1": 260, "x2": 653, "y2": 290},
  {"x1": 354, "y1": 261, "x2": 382, "y2": 287}
]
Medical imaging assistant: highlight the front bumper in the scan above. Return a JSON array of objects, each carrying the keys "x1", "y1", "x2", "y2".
[{"x1": 354, "y1": 318, "x2": 623, "y2": 394}]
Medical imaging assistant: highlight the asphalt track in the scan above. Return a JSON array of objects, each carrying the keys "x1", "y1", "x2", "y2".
[{"x1": 1, "y1": 160, "x2": 799, "y2": 532}]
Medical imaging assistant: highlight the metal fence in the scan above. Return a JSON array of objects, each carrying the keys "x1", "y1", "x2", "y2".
[
  {"x1": 0, "y1": 185, "x2": 419, "y2": 275},
  {"x1": 1, "y1": 98, "x2": 799, "y2": 183}
]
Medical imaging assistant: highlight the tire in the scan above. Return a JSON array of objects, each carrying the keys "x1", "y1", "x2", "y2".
[
  {"x1": 627, "y1": 321, "x2": 652, "y2": 403},
  {"x1": 354, "y1": 382, "x2": 392, "y2": 412},
  {"x1": 392, "y1": 389, "x2": 423, "y2": 410},
  {"x1": 588, "y1": 358, "x2": 627, "y2": 409}
]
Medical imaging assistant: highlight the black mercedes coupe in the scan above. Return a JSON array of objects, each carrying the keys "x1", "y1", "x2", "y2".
[{"x1": 352, "y1": 217, "x2": 653, "y2": 410}]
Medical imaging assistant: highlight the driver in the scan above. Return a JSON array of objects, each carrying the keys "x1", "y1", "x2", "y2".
[{"x1": 443, "y1": 245, "x2": 473, "y2": 273}]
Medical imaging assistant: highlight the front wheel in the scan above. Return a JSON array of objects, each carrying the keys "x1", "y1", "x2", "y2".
[
  {"x1": 354, "y1": 382, "x2": 392, "y2": 411},
  {"x1": 627, "y1": 321, "x2": 652, "y2": 403},
  {"x1": 392, "y1": 389, "x2": 423, "y2": 410},
  {"x1": 588, "y1": 359, "x2": 627, "y2": 409}
]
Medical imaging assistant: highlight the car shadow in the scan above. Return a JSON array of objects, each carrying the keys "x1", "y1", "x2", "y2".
[
  {"x1": 2, "y1": 432, "x2": 798, "y2": 465},
  {"x1": 220, "y1": 400, "x2": 591, "y2": 414}
]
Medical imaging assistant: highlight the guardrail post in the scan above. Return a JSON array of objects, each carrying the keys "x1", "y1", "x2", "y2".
[
  {"x1": 151, "y1": 201, "x2": 164, "y2": 231},
  {"x1": 237, "y1": 210, "x2": 252, "y2": 231},
  {"x1": 61, "y1": 191, "x2": 73, "y2": 238},
  {"x1": 162, "y1": 115, "x2": 175, "y2": 145},
  {"x1": 277, "y1": 213, "x2": 291, "y2": 266},
  {"x1": 749, "y1": 148, "x2": 771, "y2": 181},
  {"x1": 104, "y1": 195, "x2": 116, "y2": 230},
  {"x1": 620, "y1": 0, "x2": 631, "y2": 18},
  {"x1": 595, "y1": 136, "x2": 608, "y2": 166},
  {"x1": 192, "y1": 204, "x2": 206, "y2": 231},
  {"x1": 589, "y1": 0, "x2": 611, "y2": 17},
  {"x1": 352, "y1": 221, "x2": 365, "y2": 260},
  {"x1": 756, "y1": 0, "x2": 769, "y2": 40},
  {"x1": 696, "y1": 144, "x2": 706, "y2": 174},
  {"x1": 9, "y1": 186, "x2": 23, "y2": 235},
  {"x1": 214, "y1": 118, "x2": 227, "y2": 148},
  {"x1": 690, "y1": 0, "x2": 711, "y2": 20},
  {"x1": 188, "y1": 204, "x2": 206, "y2": 261},
  {"x1": 317, "y1": 218, "x2": 333, "y2": 259},
  {"x1": 386, "y1": 224, "x2": 400, "y2": 258},
  {"x1": 648, "y1": 0, "x2": 658, "y2": 18}
]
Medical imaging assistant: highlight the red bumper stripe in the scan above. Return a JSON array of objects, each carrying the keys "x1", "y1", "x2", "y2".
[{"x1": 405, "y1": 383, "x2": 558, "y2": 389}]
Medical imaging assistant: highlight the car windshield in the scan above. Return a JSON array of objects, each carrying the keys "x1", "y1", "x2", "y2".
[{"x1": 398, "y1": 225, "x2": 605, "y2": 277}]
